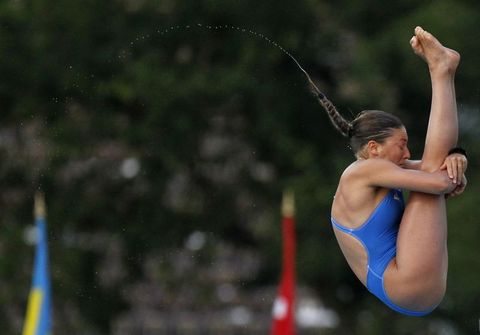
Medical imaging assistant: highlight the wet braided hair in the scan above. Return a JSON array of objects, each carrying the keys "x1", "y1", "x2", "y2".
[
  {"x1": 314, "y1": 90, "x2": 352, "y2": 137},
  {"x1": 306, "y1": 77, "x2": 404, "y2": 154}
]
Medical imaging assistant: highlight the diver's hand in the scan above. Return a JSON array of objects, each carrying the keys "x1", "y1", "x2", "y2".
[
  {"x1": 440, "y1": 153, "x2": 467, "y2": 185},
  {"x1": 446, "y1": 174, "x2": 467, "y2": 198}
]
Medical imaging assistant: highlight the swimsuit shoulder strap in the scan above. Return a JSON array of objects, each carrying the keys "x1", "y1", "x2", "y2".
[
  {"x1": 331, "y1": 189, "x2": 398, "y2": 233},
  {"x1": 331, "y1": 217, "x2": 354, "y2": 234}
]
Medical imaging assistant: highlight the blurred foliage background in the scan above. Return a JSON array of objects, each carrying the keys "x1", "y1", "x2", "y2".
[{"x1": 0, "y1": 0, "x2": 479, "y2": 334}]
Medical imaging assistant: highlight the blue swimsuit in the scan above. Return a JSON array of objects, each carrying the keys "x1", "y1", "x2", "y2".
[{"x1": 331, "y1": 189, "x2": 435, "y2": 316}]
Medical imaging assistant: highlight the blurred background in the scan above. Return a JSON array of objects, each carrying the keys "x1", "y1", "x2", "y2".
[{"x1": 1, "y1": 0, "x2": 479, "y2": 334}]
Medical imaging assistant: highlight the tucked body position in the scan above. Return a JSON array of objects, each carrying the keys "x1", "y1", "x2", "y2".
[{"x1": 318, "y1": 27, "x2": 467, "y2": 316}]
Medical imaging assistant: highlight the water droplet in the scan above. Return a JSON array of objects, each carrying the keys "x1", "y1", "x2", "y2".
[{"x1": 127, "y1": 23, "x2": 319, "y2": 100}]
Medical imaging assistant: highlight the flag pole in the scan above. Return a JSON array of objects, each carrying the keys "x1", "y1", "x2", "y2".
[
  {"x1": 35, "y1": 191, "x2": 46, "y2": 219},
  {"x1": 282, "y1": 190, "x2": 295, "y2": 219}
]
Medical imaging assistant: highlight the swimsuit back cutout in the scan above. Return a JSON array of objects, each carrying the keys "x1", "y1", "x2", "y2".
[
  {"x1": 332, "y1": 189, "x2": 403, "y2": 276},
  {"x1": 331, "y1": 189, "x2": 436, "y2": 316}
]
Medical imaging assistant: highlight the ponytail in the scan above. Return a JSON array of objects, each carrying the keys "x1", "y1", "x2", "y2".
[
  {"x1": 313, "y1": 90, "x2": 352, "y2": 138},
  {"x1": 308, "y1": 81, "x2": 404, "y2": 155},
  {"x1": 300, "y1": 68, "x2": 403, "y2": 154},
  {"x1": 293, "y1": 56, "x2": 352, "y2": 137}
]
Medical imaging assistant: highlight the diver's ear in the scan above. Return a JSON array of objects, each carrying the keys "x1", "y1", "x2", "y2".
[{"x1": 366, "y1": 140, "x2": 381, "y2": 157}]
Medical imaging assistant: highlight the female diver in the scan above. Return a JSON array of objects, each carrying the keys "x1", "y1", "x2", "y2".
[{"x1": 318, "y1": 27, "x2": 467, "y2": 316}]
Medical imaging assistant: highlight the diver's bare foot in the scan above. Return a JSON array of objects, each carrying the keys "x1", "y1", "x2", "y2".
[{"x1": 410, "y1": 26, "x2": 460, "y2": 75}]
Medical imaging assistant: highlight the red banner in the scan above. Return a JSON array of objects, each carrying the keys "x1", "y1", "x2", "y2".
[{"x1": 270, "y1": 192, "x2": 296, "y2": 335}]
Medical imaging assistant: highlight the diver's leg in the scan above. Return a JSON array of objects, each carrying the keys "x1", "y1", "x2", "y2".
[{"x1": 384, "y1": 27, "x2": 460, "y2": 310}]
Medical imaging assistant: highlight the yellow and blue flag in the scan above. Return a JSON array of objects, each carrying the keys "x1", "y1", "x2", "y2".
[{"x1": 22, "y1": 192, "x2": 52, "y2": 335}]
